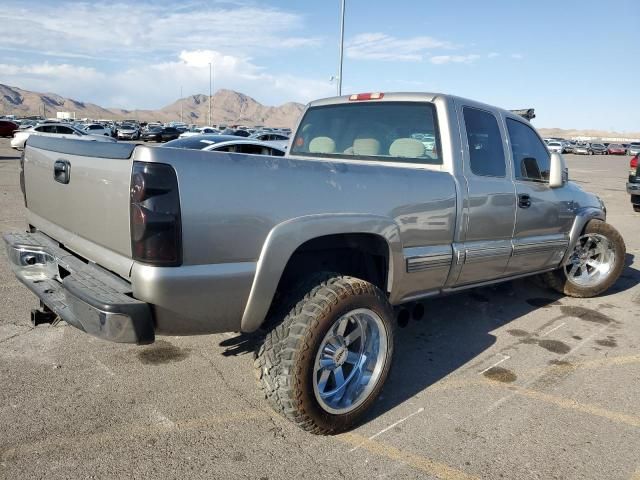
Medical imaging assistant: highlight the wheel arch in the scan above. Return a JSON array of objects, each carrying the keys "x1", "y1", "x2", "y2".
[
  {"x1": 561, "y1": 207, "x2": 606, "y2": 265},
  {"x1": 240, "y1": 214, "x2": 403, "y2": 332}
]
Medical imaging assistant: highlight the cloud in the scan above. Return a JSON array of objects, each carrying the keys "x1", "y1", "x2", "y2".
[
  {"x1": 0, "y1": 1, "x2": 321, "y2": 58},
  {"x1": 488, "y1": 52, "x2": 500, "y2": 58},
  {"x1": 511, "y1": 53, "x2": 524, "y2": 60},
  {"x1": 346, "y1": 33, "x2": 454, "y2": 62},
  {"x1": 0, "y1": 50, "x2": 334, "y2": 109},
  {"x1": 429, "y1": 54, "x2": 481, "y2": 65}
]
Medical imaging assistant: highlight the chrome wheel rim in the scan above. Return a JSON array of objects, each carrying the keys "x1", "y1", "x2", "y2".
[
  {"x1": 565, "y1": 233, "x2": 616, "y2": 287},
  {"x1": 313, "y1": 308, "x2": 388, "y2": 414}
]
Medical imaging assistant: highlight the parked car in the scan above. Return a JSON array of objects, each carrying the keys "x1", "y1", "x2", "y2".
[
  {"x1": 4, "y1": 92, "x2": 625, "y2": 435},
  {"x1": 10, "y1": 123, "x2": 116, "y2": 149},
  {"x1": 627, "y1": 154, "x2": 640, "y2": 212},
  {"x1": 627, "y1": 142, "x2": 640, "y2": 156},
  {"x1": 117, "y1": 124, "x2": 140, "y2": 140},
  {"x1": 162, "y1": 134, "x2": 241, "y2": 150},
  {"x1": 202, "y1": 139, "x2": 285, "y2": 155},
  {"x1": 590, "y1": 143, "x2": 608, "y2": 155},
  {"x1": 82, "y1": 123, "x2": 112, "y2": 136},
  {"x1": 140, "y1": 126, "x2": 181, "y2": 142},
  {"x1": 178, "y1": 127, "x2": 220, "y2": 138},
  {"x1": 546, "y1": 141, "x2": 564, "y2": 153},
  {"x1": 560, "y1": 141, "x2": 573, "y2": 153},
  {"x1": 0, "y1": 119, "x2": 19, "y2": 137},
  {"x1": 163, "y1": 137, "x2": 285, "y2": 156},
  {"x1": 607, "y1": 144, "x2": 627, "y2": 155},
  {"x1": 250, "y1": 132, "x2": 290, "y2": 142},
  {"x1": 573, "y1": 144, "x2": 592, "y2": 155}
]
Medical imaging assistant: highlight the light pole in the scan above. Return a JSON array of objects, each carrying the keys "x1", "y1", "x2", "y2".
[
  {"x1": 337, "y1": 0, "x2": 345, "y2": 96},
  {"x1": 180, "y1": 86, "x2": 183, "y2": 124},
  {"x1": 208, "y1": 62, "x2": 213, "y2": 126}
]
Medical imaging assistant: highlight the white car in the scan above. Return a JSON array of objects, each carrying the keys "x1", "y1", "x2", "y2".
[
  {"x1": 117, "y1": 124, "x2": 140, "y2": 140},
  {"x1": 546, "y1": 141, "x2": 563, "y2": 154},
  {"x1": 11, "y1": 123, "x2": 116, "y2": 149},
  {"x1": 162, "y1": 136, "x2": 286, "y2": 156},
  {"x1": 82, "y1": 123, "x2": 112, "y2": 136},
  {"x1": 201, "y1": 139, "x2": 286, "y2": 155},
  {"x1": 179, "y1": 127, "x2": 220, "y2": 138}
]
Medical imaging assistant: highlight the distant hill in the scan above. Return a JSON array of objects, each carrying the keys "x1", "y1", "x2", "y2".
[
  {"x1": 1, "y1": 83, "x2": 637, "y2": 138},
  {"x1": 537, "y1": 127, "x2": 640, "y2": 141},
  {"x1": 0, "y1": 84, "x2": 305, "y2": 128}
]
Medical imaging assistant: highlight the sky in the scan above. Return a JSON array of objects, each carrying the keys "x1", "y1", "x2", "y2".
[{"x1": 0, "y1": 0, "x2": 638, "y2": 131}]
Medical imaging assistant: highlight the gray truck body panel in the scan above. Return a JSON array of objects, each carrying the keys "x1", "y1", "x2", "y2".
[{"x1": 7, "y1": 93, "x2": 605, "y2": 341}]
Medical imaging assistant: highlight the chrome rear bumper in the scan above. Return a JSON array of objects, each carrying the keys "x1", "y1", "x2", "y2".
[
  {"x1": 626, "y1": 182, "x2": 640, "y2": 196},
  {"x1": 3, "y1": 231, "x2": 154, "y2": 344}
]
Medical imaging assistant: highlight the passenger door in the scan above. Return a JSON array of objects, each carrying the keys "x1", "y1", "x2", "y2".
[
  {"x1": 454, "y1": 106, "x2": 517, "y2": 285},
  {"x1": 505, "y1": 118, "x2": 573, "y2": 275}
]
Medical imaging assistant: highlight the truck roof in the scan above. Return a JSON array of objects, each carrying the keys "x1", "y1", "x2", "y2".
[{"x1": 307, "y1": 92, "x2": 522, "y2": 122}]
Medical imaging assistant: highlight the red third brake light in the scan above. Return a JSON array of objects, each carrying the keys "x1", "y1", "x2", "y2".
[{"x1": 348, "y1": 92, "x2": 384, "y2": 101}]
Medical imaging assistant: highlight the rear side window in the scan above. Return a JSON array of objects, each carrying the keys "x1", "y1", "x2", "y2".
[
  {"x1": 506, "y1": 119, "x2": 550, "y2": 182},
  {"x1": 290, "y1": 101, "x2": 442, "y2": 165},
  {"x1": 55, "y1": 126, "x2": 74, "y2": 134},
  {"x1": 463, "y1": 107, "x2": 506, "y2": 177}
]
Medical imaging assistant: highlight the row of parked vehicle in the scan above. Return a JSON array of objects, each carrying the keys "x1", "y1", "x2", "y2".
[
  {"x1": 0, "y1": 114, "x2": 291, "y2": 149},
  {"x1": 544, "y1": 138, "x2": 640, "y2": 156}
]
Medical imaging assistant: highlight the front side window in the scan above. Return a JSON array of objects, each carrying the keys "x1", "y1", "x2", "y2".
[
  {"x1": 463, "y1": 107, "x2": 506, "y2": 177},
  {"x1": 507, "y1": 118, "x2": 550, "y2": 182},
  {"x1": 290, "y1": 101, "x2": 442, "y2": 165}
]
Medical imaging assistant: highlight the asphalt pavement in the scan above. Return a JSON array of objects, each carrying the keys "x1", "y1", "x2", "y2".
[{"x1": 1, "y1": 139, "x2": 639, "y2": 479}]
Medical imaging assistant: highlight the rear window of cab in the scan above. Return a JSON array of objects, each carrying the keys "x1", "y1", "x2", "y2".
[{"x1": 290, "y1": 101, "x2": 442, "y2": 165}]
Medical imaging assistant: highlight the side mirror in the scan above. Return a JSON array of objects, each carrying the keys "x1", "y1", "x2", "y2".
[{"x1": 549, "y1": 152, "x2": 567, "y2": 188}]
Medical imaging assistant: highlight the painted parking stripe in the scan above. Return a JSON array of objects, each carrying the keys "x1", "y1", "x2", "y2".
[{"x1": 339, "y1": 432, "x2": 479, "y2": 480}]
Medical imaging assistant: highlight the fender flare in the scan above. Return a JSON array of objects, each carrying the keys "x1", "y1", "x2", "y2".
[
  {"x1": 560, "y1": 207, "x2": 606, "y2": 265},
  {"x1": 240, "y1": 213, "x2": 403, "y2": 332}
]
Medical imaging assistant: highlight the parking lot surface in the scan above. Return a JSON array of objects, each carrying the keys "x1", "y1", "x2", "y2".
[{"x1": 1, "y1": 138, "x2": 639, "y2": 479}]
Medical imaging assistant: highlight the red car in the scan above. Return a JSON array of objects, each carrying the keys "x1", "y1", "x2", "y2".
[
  {"x1": 608, "y1": 143, "x2": 627, "y2": 155},
  {"x1": 0, "y1": 120, "x2": 18, "y2": 137}
]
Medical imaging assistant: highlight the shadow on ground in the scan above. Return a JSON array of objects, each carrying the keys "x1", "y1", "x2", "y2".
[{"x1": 218, "y1": 256, "x2": 640, "y2": 426}]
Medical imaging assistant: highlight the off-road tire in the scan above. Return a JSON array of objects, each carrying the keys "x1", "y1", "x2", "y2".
[
  {"x1": 254, "y1": 273, "x2": 395, "y2": 434},
  {"x1": 541, "y1": 219, "x2": 625, "y2": 297},
  {"x1": 633, "y1": 205, "x2": 640, "y2": 213}
]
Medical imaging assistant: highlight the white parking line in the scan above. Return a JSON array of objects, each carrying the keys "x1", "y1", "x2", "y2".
[
  {"x1": 486, "y1": 322, "x2": 612, "y2": 412},
  {"x1": 349, "y1": 407, "x2": 425, "y2": 452},
  {"x1": 479, "y1": 354, "x2": 511, "y2": 374},
  {"x1": 541, "y1": 322, "x2": 566, "y2": 337}
]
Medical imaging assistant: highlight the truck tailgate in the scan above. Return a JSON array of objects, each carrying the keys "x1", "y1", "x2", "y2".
[{"x1": 23, "y1": 136, "x2": 136, "y2": 278}]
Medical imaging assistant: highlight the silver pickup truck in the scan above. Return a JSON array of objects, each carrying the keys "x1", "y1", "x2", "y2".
[{"x1": 4, "y1": 92, "x2": 626, "y2": 434}]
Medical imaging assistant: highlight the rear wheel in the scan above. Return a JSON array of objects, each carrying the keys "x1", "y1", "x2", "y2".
[
  {"x1": 541, "y1": 220, "x2": 625, "y2": 297},
  {"x1": 633, "y1": 205, "x2": 640, "y2": 213},
  {"x1": 254, "y1": 274, "x2": 394, "y2": 434}
]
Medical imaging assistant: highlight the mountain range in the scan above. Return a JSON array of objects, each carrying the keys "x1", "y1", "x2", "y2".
[
  {"x1": 1, "y1": 83, "x2": 638, "y2": 139},
  {"x1": 0, "y1": 84, "x2": 305, "y2": 127}
]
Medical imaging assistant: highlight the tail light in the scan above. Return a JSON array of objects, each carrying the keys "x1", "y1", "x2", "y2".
[
  {"x1": 130, "y1": 162, "x2": 182, "y2": 266},
  {"x1": 349, "y1": 92, "x2": 384, "y2": 101},
  {"x1": 629, "y1": 155, "x2": 638, "y2": 180}
]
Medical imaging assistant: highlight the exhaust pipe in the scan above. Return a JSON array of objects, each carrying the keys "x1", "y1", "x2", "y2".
[
  {"x1": 396, "y1": 308, "x2": 410, "y2": 328},
  {"x1": 412, "y1": 303, "x2": 425, "y2": 321}
]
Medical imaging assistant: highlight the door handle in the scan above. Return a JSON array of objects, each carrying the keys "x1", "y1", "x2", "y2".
[
  {"x1": 518, "y1": 193, "x2": 531, "y2": 209},
  {"x1": 53, "y1": 159, "x2": 71, "y2": 184}
]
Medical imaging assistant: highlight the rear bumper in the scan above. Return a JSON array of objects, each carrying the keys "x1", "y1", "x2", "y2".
[
  {"x1": 3, "y1": 231, "x2": 154, "y2": 344},
  {"x1": 627, "y1": 182, "x2": 640, "y2": 196}
]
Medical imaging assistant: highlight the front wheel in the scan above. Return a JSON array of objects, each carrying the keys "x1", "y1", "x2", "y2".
[
  {"x1": 542, "y1": 220, "x2": 625, "y2": 297},
  {"x1": 254, "y1": 274, "x2": 395, "y2": 434}
]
